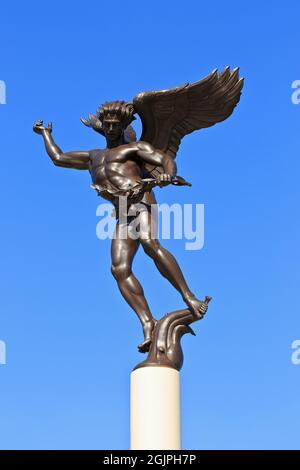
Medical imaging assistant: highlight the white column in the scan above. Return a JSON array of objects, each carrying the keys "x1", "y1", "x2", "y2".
[{"x1": 130, "y1": 366, "x2": 181, "y2": 450}]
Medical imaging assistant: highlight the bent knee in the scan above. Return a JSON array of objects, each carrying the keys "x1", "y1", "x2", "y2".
[{"x1": 111, "y1": 263, "x2": 131, "y2": 280}]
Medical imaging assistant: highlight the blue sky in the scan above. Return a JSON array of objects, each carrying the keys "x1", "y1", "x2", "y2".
[{"x1": 0, "y1": 0, "x2": 299, "y2": 450}]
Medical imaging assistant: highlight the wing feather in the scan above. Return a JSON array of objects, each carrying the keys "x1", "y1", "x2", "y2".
[{"x1": 133, "y1": 67, "x2": 244, "y2": 177}]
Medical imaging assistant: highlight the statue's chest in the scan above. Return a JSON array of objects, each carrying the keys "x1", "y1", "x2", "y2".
[
  {"x1": 90, "y1": 147, "x2": 134, "y2": 184},
  {"x1": 104, "y1": 147, "x2": 129, "y2": 165},
  {"x1": 90, "y1": 153, "x2": 106, "y2": 183}
]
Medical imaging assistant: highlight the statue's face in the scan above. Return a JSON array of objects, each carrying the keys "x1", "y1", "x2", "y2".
[{"x1": 102, "y1": 114, "x2": 124, "y2": 139}]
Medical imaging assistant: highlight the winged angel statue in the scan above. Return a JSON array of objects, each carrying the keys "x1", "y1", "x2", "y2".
[{"x1": 34, "y1": 67, "x2": 243, "y2": 368}]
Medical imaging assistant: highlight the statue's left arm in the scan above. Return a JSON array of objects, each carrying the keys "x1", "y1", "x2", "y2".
[{"x1": 136, "y1": 141, "x2": 177, "y2": 182}]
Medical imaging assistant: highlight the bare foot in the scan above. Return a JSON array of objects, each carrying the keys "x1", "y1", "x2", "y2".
[
  {"x1": 138, "y1": 320, "x2": 156, "y2": 353},
  {"x1": 184, "y1": 294, "x2": 208, "y2": 319}
]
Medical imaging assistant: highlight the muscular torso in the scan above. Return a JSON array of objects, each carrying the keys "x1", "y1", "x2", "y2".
[{"x1": 88, "y1": 142, "x2": 156, "y2": 206}]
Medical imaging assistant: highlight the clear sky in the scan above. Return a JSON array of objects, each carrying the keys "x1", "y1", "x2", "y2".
[{"x1": 0, "y1": 0, "x2": 299, "y2": 450}]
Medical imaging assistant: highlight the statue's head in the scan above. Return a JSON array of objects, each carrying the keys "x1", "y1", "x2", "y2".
[
  {"x1": 81, "y1": 101, "x2": 136, "y2": 144},
  {"x1": 98, "y1": 101, "x2": 135, "y2": 139}
]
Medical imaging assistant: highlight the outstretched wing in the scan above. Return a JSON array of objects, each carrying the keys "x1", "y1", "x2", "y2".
[{"x1": 133, "y1": 67, "x2": 244, "y2": 178}]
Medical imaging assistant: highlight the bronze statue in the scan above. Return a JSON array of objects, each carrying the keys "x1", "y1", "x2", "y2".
[{"x1": 34, "y1": 67, "x2": 243, "y2": 369}]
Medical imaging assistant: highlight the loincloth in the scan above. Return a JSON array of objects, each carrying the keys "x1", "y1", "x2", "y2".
[{"x1": 91, "y1": 181, "x2": 154, "y2": 220}]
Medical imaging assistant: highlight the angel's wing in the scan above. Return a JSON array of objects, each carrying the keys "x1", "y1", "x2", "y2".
[{"x1": 133, "y1": 67, "x2": 244, "y2": 178}]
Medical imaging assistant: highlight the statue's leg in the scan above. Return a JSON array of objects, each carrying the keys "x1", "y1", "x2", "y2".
[
  {"x1": 111, "y1": 220, "x2": 155, "y2": 352},
  {"x1": 139, "y1": 209, "x2": 208, "y2": 318}
]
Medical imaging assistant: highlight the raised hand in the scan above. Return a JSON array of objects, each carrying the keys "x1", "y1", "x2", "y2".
[{"x1": 33, "y1": 120, "x2": 52, "y2": 135}]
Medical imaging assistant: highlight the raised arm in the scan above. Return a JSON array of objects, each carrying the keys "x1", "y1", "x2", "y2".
[
  {"x1": 33, "y1": 120, "x2": 90, "y2": 170},
  {"x1": 136, "y1": 141, "x2": 177, "y2": 182}
]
